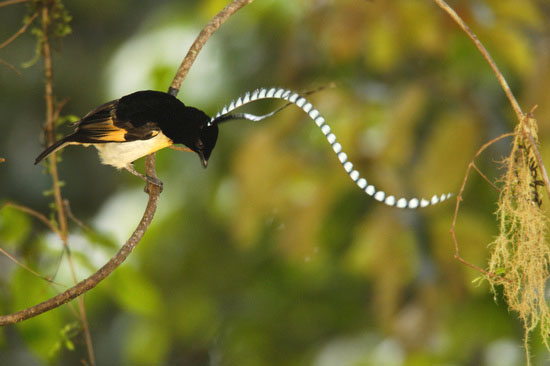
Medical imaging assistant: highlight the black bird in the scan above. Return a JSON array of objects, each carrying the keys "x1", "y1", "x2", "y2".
[
  {"x1": 35, "y1": 90, "x2": 219, "y2": 185},
  {"x1": 35, "y1": 86, "x2": 451, "y2": 208}
]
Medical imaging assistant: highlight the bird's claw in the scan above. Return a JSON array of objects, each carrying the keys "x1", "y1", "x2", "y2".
[{"x1": 144, "y1": 176, "x2": 163, "y2": 194}]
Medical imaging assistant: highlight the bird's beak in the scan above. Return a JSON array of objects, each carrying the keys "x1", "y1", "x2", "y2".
[{"x1": 199, "y1": 151, "x2": 208, "y2": 168}]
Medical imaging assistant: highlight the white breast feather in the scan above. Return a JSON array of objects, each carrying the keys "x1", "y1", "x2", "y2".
[{"x1": 93, "y1": 133, "x2": 173, "y2": 169}]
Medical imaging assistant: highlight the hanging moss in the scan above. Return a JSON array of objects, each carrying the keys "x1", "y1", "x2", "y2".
[{"x1": 488, "y1": 116, "x2": 550, "y2": 363}]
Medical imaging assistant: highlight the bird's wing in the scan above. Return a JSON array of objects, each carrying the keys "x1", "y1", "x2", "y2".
[{"x1": 73, "y1": 100, "x2": 161, "y2": 143}]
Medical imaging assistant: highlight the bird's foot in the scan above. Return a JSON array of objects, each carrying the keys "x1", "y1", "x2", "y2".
[
  {"x1": 143, "y1": 176, "x2": 163, "y2": 194},
  {"x1": 124, "y1": 164, "x2": 163, "y2": 194}
]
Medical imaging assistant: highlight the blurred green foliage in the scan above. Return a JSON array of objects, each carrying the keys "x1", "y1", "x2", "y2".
[{"x1": 0, "y1": 0, "x2": 549, "y2": 365}]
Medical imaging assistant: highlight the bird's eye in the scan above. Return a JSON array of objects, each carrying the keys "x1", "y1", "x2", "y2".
[{"x1": 196, "y1": 140, "x2": 205, "y2": 149}]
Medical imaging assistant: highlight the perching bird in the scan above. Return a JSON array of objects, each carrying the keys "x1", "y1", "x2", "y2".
[
  {"x1": 35, "y1": 90, "x2": 219, "y2": 186},
  {"x1": 35, "y1": 86, "x2": 451, "y2": 208}
]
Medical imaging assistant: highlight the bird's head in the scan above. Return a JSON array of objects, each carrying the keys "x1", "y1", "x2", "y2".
[
  {"x1": 176, "y1": 107, "x2": 218, "y2": 168},
  {"x1": 194, "y1": 122, "x2": 218, "y2": 168}
]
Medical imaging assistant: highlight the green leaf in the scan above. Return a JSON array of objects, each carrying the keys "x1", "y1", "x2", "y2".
[
  {"x1": 472, "y1": 276, "x2": 486, "y2": 287},
  {"x1": 64, "y1": 339, "x2": 74, "y2": 351}
]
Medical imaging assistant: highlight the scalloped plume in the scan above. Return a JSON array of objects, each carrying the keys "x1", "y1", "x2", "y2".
[{"x1": 210, "y1": 87, "x2": 451, "y2": 208}]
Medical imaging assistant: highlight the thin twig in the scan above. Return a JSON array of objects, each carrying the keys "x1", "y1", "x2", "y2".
[
  {"x1": 0, "y1": 58, "x2": 21, "y2": 75},
  {"x1": 0, "y1": 201, "x2": 69, "y2": 287},
  {"x1": 449, "y1": 132, "x2": 515, "y2": 276},
  {"x1": 41, "y1": 6, "x2": 68, "y2": 244},
  {"x1": 433, "y1": 0, "x2": 524, "y2": 121},
  {"x1": 0, "y1": 12, "x2": 38, "y2": 49},
  {"x1": 53, "y1": 98, "x2": 69, "y2": 124},
  {"x1": 0, "y1": 248, "x2": 65, "y2": 286},
  {"x1": 0, "y1": 0, "x2": 28, "y2": 8},
  {"x1": 63, "y1": 200, "x2": 92, "y2": 232},
  {"x1": 472, "y1": 163, "x2": 501, "y2": 193},
  {"x1": 168, "y1": 0, "x2": 255, "y2": 96},
  {"x1": 434, "y1": 0, "x2": 546, "y2": 283},
  {"x1": 40, "y1": 5, "x2": 95, "y2": 364},
  {"x1": 2, "y1": 202, "x2": 62, "y2": 238}
]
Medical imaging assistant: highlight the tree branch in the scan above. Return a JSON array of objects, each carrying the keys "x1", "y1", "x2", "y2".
[
  {"x1": 0, "y1": 247, "x2": 65, "y2": 286},
  {"x1": 0, "y1": 58, "x2": 21, "y2": 75},
  {"x1": 168, "y1": 0, "x2": 255, "y2": 96},
  {"x1": 449, "y1": 132, "x2": 515, "y2": 278},
  {"x1": 435, "y1": 0, "x2": 550, "y2": 225},
  {"x1": 0, "y1": 162, "x2": 161, "y2": 325},
  {"x1": 39, "y1": 5, "x2": 96, "y2": 364},
  {"x1": 0, "y1": 0, "x2": 28, "y2": 9},
  {"x1": 432, "y1": 0, "x2": 524, "y2": 121},
  {"x1": 0, "y1": 12, "x2": 38, "y2": 49}
]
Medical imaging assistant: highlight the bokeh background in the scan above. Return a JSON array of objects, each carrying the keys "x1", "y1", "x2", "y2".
[{"x1": 1, "y1": 0, "x2": 549, "y2": 365}]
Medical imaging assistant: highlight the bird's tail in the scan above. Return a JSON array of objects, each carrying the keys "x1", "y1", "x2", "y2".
[{"x1": 34, "y1": 137, "x2": 73, "y2": 165}]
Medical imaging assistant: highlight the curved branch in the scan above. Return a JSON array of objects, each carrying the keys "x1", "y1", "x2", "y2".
[
  {"x1": 0, "y1": 157, "x2": 161, "y2": 325},
  {"x1": 432, "y1": 0, "x2": 523, "y2": 121},
  {"x1": 0, "y1": 247, "x2": 65, "y2": 286},
  {"x1": 449, "y1": 132, "x2": 515, "y2": 276},
  {"x1": 0, "y1": 0, "x2": 254, "y2": 326},
  {"x1": 435, "y1": 1, "x2": 550, "y2": 226},
  {"x1": 168, "y1": 0, "x2": 255, "y2": 96}
]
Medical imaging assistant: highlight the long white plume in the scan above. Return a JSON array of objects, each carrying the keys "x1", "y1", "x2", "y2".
[{"x1": 210, "y1": 87, "x2": 451, "y2": 208}]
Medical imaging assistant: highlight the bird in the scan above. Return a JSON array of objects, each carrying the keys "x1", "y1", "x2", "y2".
[
  {"x1": 35, "y1": 90, "x2": 219, "y2": 186},
  {"x1": 35, "y1": 86, "x2": 451, "y2": 208}
]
